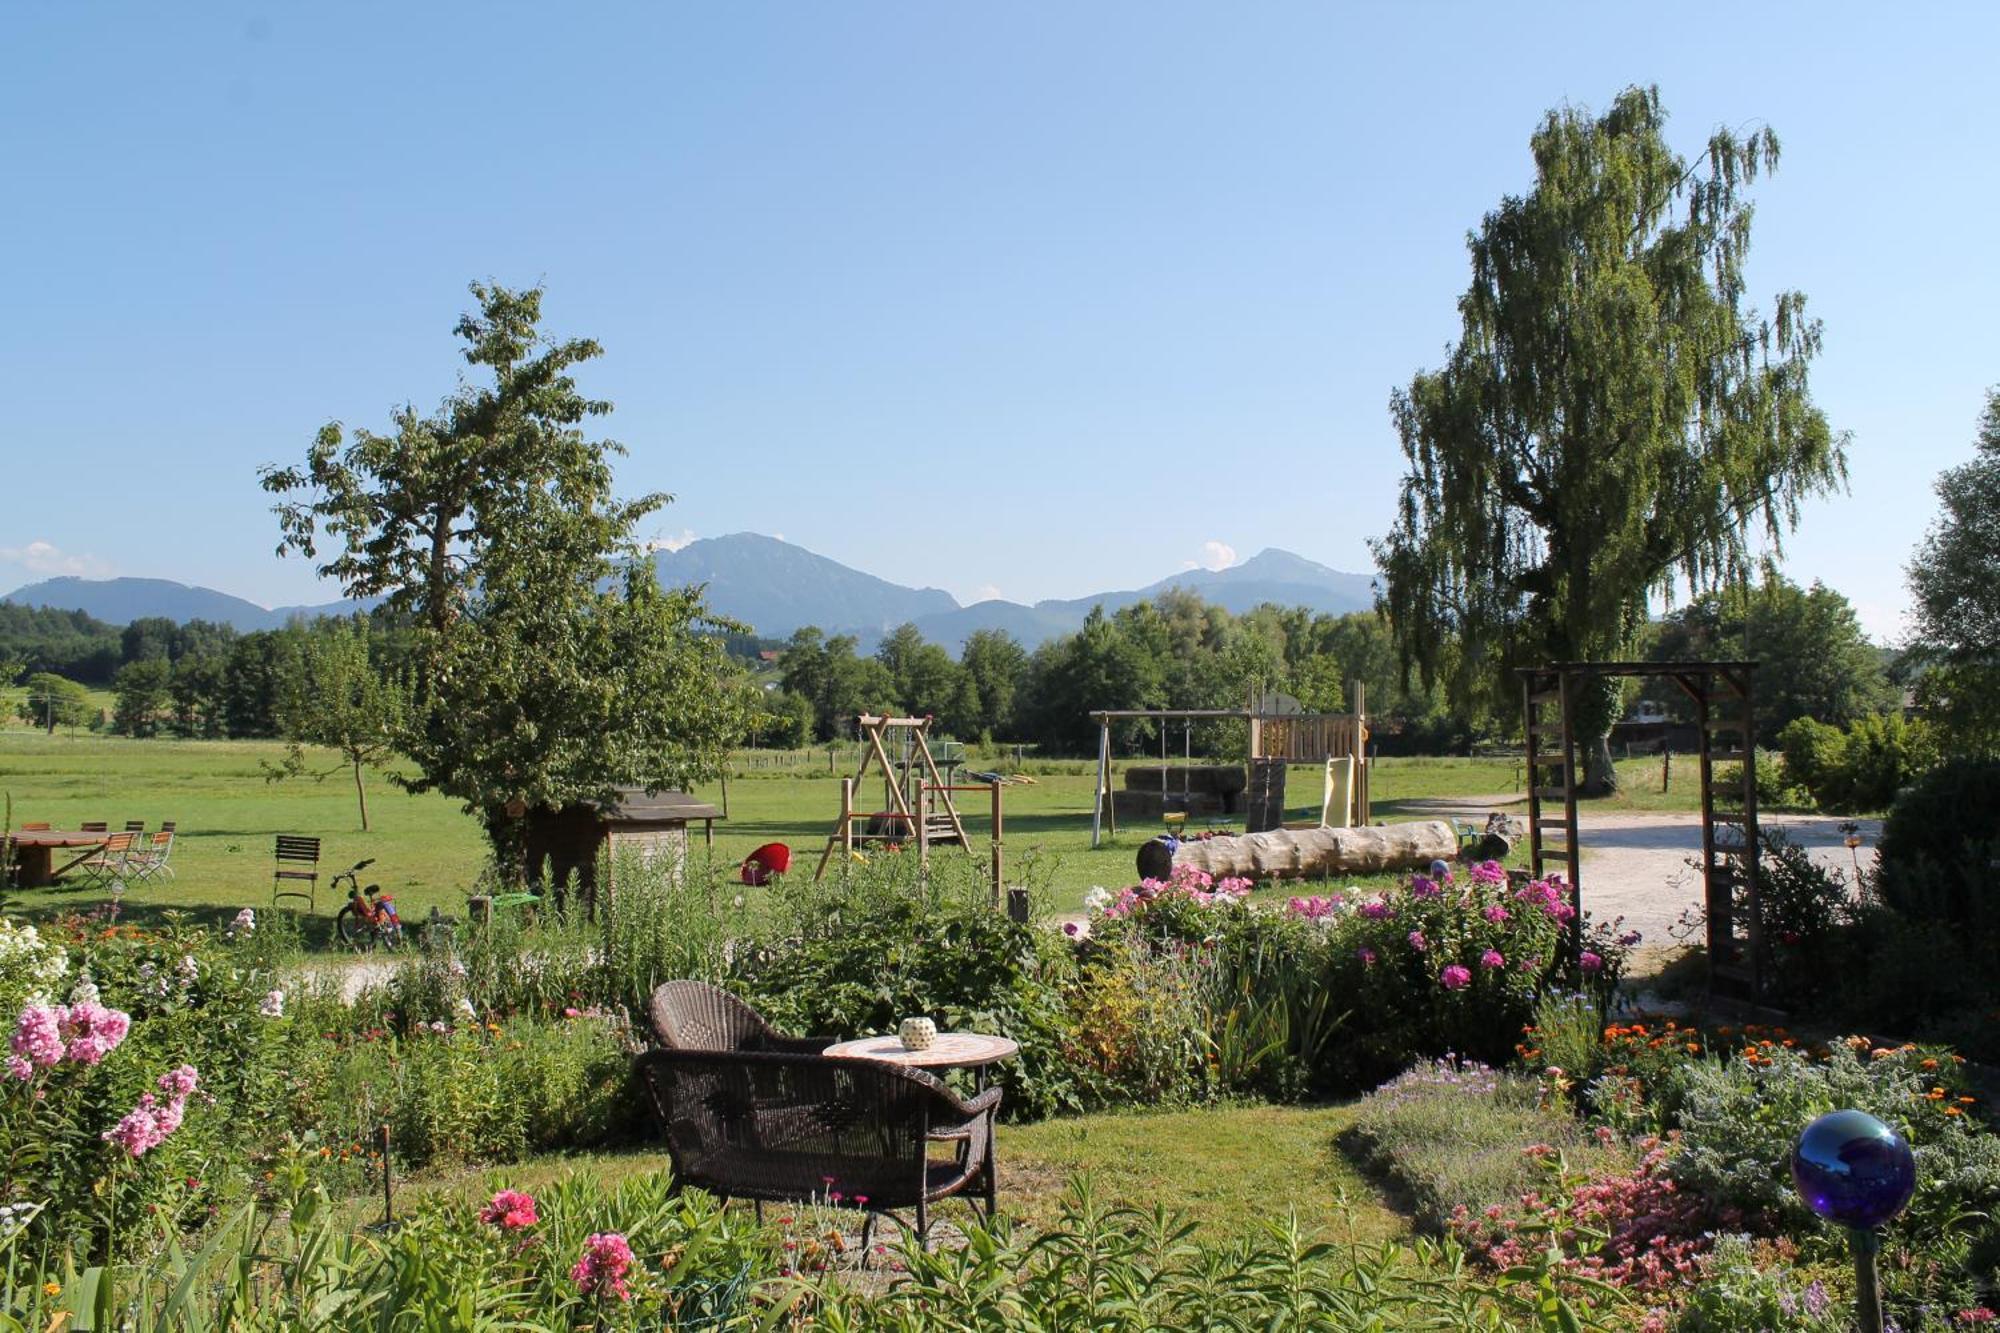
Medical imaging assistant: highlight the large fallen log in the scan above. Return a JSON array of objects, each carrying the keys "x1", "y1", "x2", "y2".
[{"x1": 1136, "y1": 819, "x2": 1458, "y2": 883}]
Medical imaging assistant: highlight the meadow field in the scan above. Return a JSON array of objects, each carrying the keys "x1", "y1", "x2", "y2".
[{"x1": 0, "y1": 726, "x2": 1713, "y2": 934}]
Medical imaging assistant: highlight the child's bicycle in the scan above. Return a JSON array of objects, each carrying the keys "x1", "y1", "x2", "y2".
[{"x1": 331, "y1": 858, "x2": 403, "y2": 951}]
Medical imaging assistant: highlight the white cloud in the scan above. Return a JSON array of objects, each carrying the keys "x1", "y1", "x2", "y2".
[
  {"x1": 0, "y1": 540, "x2": 114, "y2": 579},
  {"x1": 1196, "y1": 540, "x2": 1237, "y2": 572},
  {"x1": 643, "y1": 529, "x2": 696, "y2": 554}
]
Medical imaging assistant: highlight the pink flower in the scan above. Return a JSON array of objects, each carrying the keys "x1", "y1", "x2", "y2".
[
  {"x1": 1410, "y1": 875, "x2": 1442, "y2": 899},
  {"x1": 480, "y1": 1189, "x2": 539, "y2": 1231},
  {"x1": 157, "y1": 1065, "x2": 200, "y2": 1098},
  {"x1": 1579, "y1": 951, "x2": 1604, "y2": 974},
  {"x1": 5, "y1": 1055, "x2": 32, "y2": 1081},
  {"x1": 104, "y1": 1095, "x2": 165, "y2": 1157},
  {"x1": 154, "y1": 1095, "x2": 186, "y2": 1137},
  {"x1": 1440, "y1": 965, "x2": 1472, "y2": 990},
  {"x1": 1062, "y1": 922, "x2": 1080, "y2": 937},
  {"x1": 1359, "y1": 900, "x2": 1391, "y2": 920},
  {"x1": 571, "y1": 1232, "x2": 635, "y2": 1301},
  {"x1": 1470, "y1": 860, "x2": 1507, "y2": 886},
  {"x1": 1482, "y1": 903, "x2": 1510, "y2": 924},
  {"x1": 1407, "y1": 931, "x2": 1427, "y2": 952},
  {"x1": 1358, "y1": 947, "x2": 1378, "y2": 965},
  {"x1": 59, "y1": 1002, "x2": 131, "y2": 1066},
  {"x1": 10, "y1": 1005, "x2": 66, "y2": 1068},
  {"x1": 1480, "y1": 949, "x2": 1505, "y2": 969}
]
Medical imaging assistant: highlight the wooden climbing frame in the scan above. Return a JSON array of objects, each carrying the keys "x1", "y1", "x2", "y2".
[
  {"x1": 813, "y1": 715, "x2": 974, "y2": 881},
  {"x1": 1519, "y1": 661, "x2": 1762, "y2": 999}
]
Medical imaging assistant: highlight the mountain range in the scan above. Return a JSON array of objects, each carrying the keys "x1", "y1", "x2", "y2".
[{"x1": 4, "y1": 535, "x2": 1377, "y2": 648}]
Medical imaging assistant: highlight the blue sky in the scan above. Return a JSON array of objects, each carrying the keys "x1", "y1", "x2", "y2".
[{"x1": 2, "y1": 4, "x2": 1993, "y2": 640}]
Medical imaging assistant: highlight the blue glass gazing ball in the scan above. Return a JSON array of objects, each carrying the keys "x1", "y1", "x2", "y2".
[{"x1": 1791, "y1": 1110, "x2": 1916, "y2": 1229}]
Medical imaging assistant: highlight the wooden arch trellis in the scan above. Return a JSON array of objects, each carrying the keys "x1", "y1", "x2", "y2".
[{"x1": 1520, "y1": 661, "x2": 1763, "y2": 999}]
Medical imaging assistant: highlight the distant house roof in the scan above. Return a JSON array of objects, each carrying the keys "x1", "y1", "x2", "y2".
[
  {"x1": 600, "y1": 787, "x2": 722, "y2": 824},
  {"x1": 758, "y1": 650, "x2": 781, "y2": 663}
]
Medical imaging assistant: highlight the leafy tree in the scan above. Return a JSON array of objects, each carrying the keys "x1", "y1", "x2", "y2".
[
  {"x1": 262, "y1": 283, "x2": 742, "y2": 866},
  {"x1": 876, "y1": 623, "x2": 968, "y2": 729},
  {"x1": 1021, "y1": 608, "x2": 1163, "y2": 755},
  {"x1": 167, "y1": 654, "x2": 228, "y2": 738},
  {"x1": 111, "y1": 659, "x2": 172, "y2": 737},
  {"x1": 266, "y1": 622, "x2": 408, "y2": 831},
  {"x1": 1374, "y1": 86, "x2": 1845, "y2": 792},
  {"x1": 959, "y1": 629, "x2": 1028, "y2": 739},
  {"x1": 222, "y1": 632, "x2": 289, "y2": 738},
  {"x1": 1644, "y1": 571, "x2": 1892, "y2": 735},
  {"x1": 1907, "y1": 389, "x2": 2000, "y2": 755},
  {"x1": 16, "y1": 672, "x2": 90, "y2": 734}
]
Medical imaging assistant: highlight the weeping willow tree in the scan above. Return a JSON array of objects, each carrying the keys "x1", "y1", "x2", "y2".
[{"x1": 1373, "y1": 86, "x2": 1846, "y2": 792}]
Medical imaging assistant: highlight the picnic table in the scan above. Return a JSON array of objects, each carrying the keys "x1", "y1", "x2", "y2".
[{"x1": 5, "y1": 830, "x2": 109, "y2": 887}]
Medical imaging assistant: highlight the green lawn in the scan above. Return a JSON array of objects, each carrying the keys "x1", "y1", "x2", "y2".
[
  {"x1": 349, "y1": 1102, "x2": 1406, "y2": 1248},
  {"x1": 0, "y1": 728, "x2": 1710, "y2": 937}
]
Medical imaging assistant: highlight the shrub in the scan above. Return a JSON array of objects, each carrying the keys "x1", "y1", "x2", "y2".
[
  {"x1": 732, "y1": 858, "x2": 1087, "y2": 1120},
  {"x1": 1778, "y1": 713, "x2": 1936, "y2": 813},
  {"x1": 1876, "y1": 756, "x2": 2000, "y2": 938}
]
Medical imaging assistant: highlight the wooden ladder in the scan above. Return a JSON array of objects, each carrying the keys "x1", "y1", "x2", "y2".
[
  {"x1": 1521, "y1": 670, "x2": 1582, "y2": 950},
  {"x1": 1693, "y1": 667, "x2": 1762, "y2": 998}
]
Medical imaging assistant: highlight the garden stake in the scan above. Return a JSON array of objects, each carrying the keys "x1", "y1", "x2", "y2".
[
  {"x1": 1792, "y1": 1109, "x2": 1915, "y2": 1333},
  {"x1": 380, "y1": 1123, "x2": 393, "y2": 1225},
  {"x1": 1849, "y1": 1226, "x2": 1883, "y2": 1333}
]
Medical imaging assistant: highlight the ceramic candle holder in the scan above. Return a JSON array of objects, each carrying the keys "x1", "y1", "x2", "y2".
[{"x1": 897, "y1": 1017, "x2": 938, "y2": 1051}]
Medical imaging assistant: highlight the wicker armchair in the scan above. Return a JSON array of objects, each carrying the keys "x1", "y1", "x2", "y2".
[
  {"x1": 636, "y1": 1047, "x2": 999, "y2": 1248},
  {"x1": 647, "y1": 981, "x2": 834, "y2": 1054}
]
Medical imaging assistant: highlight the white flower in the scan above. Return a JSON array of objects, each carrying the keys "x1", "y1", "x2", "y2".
[
  {"x1": 1083, "y1": 887, "x2": 1113, "y2": 915},
  {"x1": 68, "y1": 977, "x2": 100, "y2": 1006},
  {"x1": 456, "y1": 997, "x2": 478, "y2": 1021},
  {"x1": 232, "y1": 908, "x2": 257, "y2": 934},
  {"x1": 260, "y1": 990, "x2": 286, "y2": 1018},
  {"x1": 177, "y1": 954, "x2": 200, "y2": 981},
  {"x1": 448, "y1": 959, "x2": 468, "y2": 979}
]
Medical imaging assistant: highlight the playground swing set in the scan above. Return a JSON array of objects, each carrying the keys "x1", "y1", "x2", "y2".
[{"x1": 812, "y1": 715, "x2": 1006, "y2": 901}]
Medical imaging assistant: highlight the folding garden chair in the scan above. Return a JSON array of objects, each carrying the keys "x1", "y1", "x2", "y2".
[
  {"x1": 73, "y1": 832, "x2": 136, "y2": 888},
  {"x1": 124, "y1": 821, "x2": 146, "y2": 835},
  {"x1": 19, "y1": 822, "x2": 49, "y2": 832},
  {"x1": 130, "y1": 830, "x2": 175, "y2": 882},
  {"x1": 272, "y1": 835, "x2": 321, "y2": 912},
  {"x1": 80, "y1": 822, "x2": 108, "y2": 833}
]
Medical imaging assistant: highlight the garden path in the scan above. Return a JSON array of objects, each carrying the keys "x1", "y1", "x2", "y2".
[{"x1": 1407, "y1": 801, "x2": 1881, "y2": 969}]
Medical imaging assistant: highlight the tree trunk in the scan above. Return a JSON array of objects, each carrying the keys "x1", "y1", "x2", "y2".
[
  {"x1": 1143, "y1": 819, "x2": 1458, "y2": 884},
  {"x1": 1581, "y1": 732, "x2": 1619, "y2": 797},
  {"x1": 352, "y1": 756, "x2": 371, "y2": 832}
]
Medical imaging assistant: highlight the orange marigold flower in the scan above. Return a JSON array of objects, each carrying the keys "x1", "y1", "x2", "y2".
[{"x1": 1922, "y1": 1058, "x2": 1940, "y2": 1071}]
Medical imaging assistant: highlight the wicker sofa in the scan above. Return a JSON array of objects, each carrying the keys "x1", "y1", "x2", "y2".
[{"x1": 639, "y1": 982, "x2": 1002, "y2": 1246}]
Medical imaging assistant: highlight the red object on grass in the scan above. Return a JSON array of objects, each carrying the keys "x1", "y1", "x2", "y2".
[{"x1": 741, "y1": 842, "x2": 792, "y2": 886}]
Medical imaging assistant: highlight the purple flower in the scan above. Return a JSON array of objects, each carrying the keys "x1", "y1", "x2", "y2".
[
  {"x1": 1440, "y1": 965, "x2": 1471, "y2": 990},
  {"x1": 1482, "y1": 903, "x2": 1509, "y2": 923},
  {"x1": 1579, "y1": 951, "x2": 1604, "y2": 974},
  {"x1": 1470, "y1": 860, "x2": 1508, "y2": 886},
  {"x1": 1411, "y1": 875, "x2": 1442, "y2": 900},
  {"x1": 1358, "y1": 947, "x2": 1378, "y2": 966},
  {"x1": 1360, "y1": 899, "x2": 1391, "y2": 920},
  {"x1": 1480, "y1": 949, "x2": 1505, "y2": 969},
  {"x1": 1407, "y1": 930, "x2": 1427, "y2": 952},
  {"x1": 1062, "y1": 922, "x2": 1080, "y2": 937}
]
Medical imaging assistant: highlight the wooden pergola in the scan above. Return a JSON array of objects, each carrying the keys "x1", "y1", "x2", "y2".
[{"x1": 1519, "y1": 661, "x2": 1762, "y2": 998}]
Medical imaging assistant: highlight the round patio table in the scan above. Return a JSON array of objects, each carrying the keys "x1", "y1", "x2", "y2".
[{"x1": 823, "y1": 1032, "x2": 1019, "y2": 1092}]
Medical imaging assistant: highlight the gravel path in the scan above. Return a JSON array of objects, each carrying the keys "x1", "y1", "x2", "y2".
[{"x1": 1405, "y1": 797, "x2": 1878, "y2": 964}]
